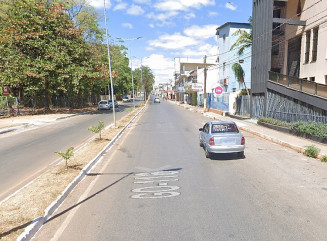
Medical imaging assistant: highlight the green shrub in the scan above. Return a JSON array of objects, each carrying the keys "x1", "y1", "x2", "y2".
[
  {"x1": 304, "y1": 145, "x2": 320, "y2": 158},
  {"x1": 321, "y1": 155, "x2": 327, "y2": 162},
  {"x1": 258, "y1": 117, "x2": 290, "y2": 128},
  {"x1": 291, "y1": 122, "x2": 327, "y2": 139},
  {"x1": 88, "y1": 121, "x2": 105, "y2": 140},
  {"x1": 55, "y1": 147, "x2": 74, "y2": 169}
]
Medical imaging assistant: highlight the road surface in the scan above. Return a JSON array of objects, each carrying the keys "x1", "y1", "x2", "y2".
[
  {"x1": 35, "y1": 96, "x2": 327, "y2": 241},
  {"x1": 0, "y1": 101, "x2": 139, "y2": 201}
]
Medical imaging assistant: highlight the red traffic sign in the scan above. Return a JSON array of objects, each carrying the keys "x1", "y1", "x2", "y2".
[
  {"x1": 2, "y1": 86, "x2": 10, "y2": 96},
  {"x1": 214, "y1": 86, "x2": 223, "y2": 95}
]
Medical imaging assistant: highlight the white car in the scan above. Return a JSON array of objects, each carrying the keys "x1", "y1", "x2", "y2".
[
  {"x1": 154, "y1": 97, "x2": 160, "y2": 103},
  {"x1": 97, "y1": 100, "x2": 111, "y2": 110},
  {"x1": 122, "y1": 96, "x2": 131, "y2": 102},
  {"x1": 199, "y1": 121, "x2": 245, "y2": 159}
]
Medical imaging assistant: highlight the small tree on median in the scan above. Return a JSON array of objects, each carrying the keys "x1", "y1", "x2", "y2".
[
  {"x1": 55, "y1": 147, "x2": 74, "y2": 169},
  {"x1": 88, "y1": 121, "x2": 105, "y2": 140}
]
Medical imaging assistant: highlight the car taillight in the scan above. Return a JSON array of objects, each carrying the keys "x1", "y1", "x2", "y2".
[
  {"x1": 241, "y1": 136, "x2": 245, "y2": 145},
  {"x1": 209, "y1": 137, "x2": 215, "y2": 146}
]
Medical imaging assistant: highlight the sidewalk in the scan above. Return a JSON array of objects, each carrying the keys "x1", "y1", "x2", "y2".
[
  {"x1": 171, "y1": 101, "x2": 327, "y2": 157},
  {"x1": 0, "y1": 113, "x2": 79, "y2": 134}
]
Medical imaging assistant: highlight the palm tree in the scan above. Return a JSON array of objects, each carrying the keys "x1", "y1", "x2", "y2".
[
  {"x1": 232, "y1": 63, "x2": 250, "y2": 96},
  {"x1": 230, "y1": 17, "x2": 252, "y2": 96}
]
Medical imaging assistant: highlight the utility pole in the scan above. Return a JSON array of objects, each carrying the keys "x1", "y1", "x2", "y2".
[{"x1": 203, "y1": 55, "x2": 207, "y2": 112}]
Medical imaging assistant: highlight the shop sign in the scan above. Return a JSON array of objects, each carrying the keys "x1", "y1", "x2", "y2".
[
  {"x1": 191, "y1": 83, "x2": 203, "y2": 92},
  {"x1": 177, "y1": 87, "x2": 185, "y2": 93}
]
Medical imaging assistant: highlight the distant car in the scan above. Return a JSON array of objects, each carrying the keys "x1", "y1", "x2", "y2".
[
  {"x1": 109, "y1": 99, "x2": 118, "y2": 108},
  {"x1": 122, "y1": 96, "x2": 131, "y2": 102},
  {"x1": 97, "y1": 100, "x2": 111, "y2": 110},
  {"x1": 199, "y1": 121, "x2": 245, "y2": 158},
  {"x1": 154, "y1": 97, "x2": 160, "y2": 103}
]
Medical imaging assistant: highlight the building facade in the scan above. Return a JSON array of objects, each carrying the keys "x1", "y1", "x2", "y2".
[
  {"x1": 216, "y1": 22, "x2": 252, "y2": 93},
  {"x1": 251, "y1": 0, "x2": 327, "y2": 122}
]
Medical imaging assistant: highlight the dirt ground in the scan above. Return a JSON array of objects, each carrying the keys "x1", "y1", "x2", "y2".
[{"x1": 0, "y1": 104, "x2": 143, "y2": 241}]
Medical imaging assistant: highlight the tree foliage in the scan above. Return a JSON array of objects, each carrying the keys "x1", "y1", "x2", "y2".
[{"x1": 0, "y1": 0, "x2": 154, "y2": 109}]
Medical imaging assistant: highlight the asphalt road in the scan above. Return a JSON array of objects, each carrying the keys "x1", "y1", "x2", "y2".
[
  {"x1": 35, "y1": 96, "x2": 327, "y2": 241},
  {"x1": 0, "y1": 101, "x2": 139, "y2": 201}
]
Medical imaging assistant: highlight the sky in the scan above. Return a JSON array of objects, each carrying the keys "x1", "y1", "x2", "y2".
[{"x1": 88, "y1": 0, "x2": 252, "y2": 85}]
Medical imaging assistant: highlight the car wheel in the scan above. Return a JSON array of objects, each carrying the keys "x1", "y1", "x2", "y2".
[
  {"x1": 205, "y1": 147, "x2": 211, "y2": 158},
  {"x1": 238, "y1": 151, "x2": 244, "y2": 158}
]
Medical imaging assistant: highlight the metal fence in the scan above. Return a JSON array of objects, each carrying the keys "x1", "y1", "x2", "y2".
[
  {"x1": 251, "y1": 95, "x2": 265, "y2": 118},
  {"x1": 235, "y1": 95, "x2": 250, "y2": 116},
  {"x1": 266, "y1": 90, "x2": 327, "y2": 123}
]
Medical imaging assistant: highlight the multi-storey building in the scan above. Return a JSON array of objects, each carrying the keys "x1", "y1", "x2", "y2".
[{"x1": 251, "y1": 0, "x2": 327, "y2": 122}]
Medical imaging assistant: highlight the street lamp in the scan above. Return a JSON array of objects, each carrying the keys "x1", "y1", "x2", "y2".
[
  {"x1": 103, "y1": 0, "x2": 116, "y2": 127},
  {"x1": 116, "y1": 36, "x2": 142, "y2": 109}
]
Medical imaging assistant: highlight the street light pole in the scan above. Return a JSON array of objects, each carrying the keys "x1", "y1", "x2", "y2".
[
  {"x1": 116, "y1": 37, "x2": 142, "y2": 109},
  {"x1": 103, "y1": 0, "x2": 116, "y2": 127},
  {"x1": 130, "y1": 52, "x2": 136, "y2": 109}
]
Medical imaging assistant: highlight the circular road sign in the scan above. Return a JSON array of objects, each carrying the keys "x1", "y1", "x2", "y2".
[{"x1": 214, "y1": 86, "x2": 223, "y2": 95}]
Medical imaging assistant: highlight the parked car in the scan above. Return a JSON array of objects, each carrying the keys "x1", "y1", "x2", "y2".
[
  {"x1": 154, "y1": 97, "x2": 160, "y2": 103},
  {"x1": 122, "y1": 96, "x2": 131, "y2": 102},
  {"x1": 109, "y1": 99, "x2": 118, "y2": 108},
  {"x1": 97, "y1": 100, "x2": 111, "y2": 110},
  {"x1": 199, "y1": 121, "x2": 245, "y2": 158}
]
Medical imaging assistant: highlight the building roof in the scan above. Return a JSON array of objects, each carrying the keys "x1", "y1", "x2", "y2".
[{"x1": 216, "y1": 22, "x2": 251, "y2": 35}]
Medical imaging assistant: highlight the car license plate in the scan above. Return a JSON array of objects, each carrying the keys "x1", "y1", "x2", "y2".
[{"x1": 221, "y1": 139, "x2": 235, "y2": 145}]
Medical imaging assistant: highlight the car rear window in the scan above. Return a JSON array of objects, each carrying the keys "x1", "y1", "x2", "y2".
[{"x1": 211, "y1": 124, "x2": 239, "y2": 133}]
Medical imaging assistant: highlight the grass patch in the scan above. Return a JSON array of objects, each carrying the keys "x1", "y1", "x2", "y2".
[
  {"x1": 304, "y1": 145, "x2": 320, "y2": 158},
  {"x1": 321, "y1": 155, "x2": 327, "y2": 163},
  {"x1": 257, "y1": 117, "x2": 290, "y2": 128}
]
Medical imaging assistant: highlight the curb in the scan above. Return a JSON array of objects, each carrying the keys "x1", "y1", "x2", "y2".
[
  {"x1": 173, "y1": 101, "x2": 308, "y2": 156},
  {"x1": 17, "y1": 105, "x2": 147, "y2": 241}
]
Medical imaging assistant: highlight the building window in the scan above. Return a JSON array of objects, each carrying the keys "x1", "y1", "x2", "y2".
[
  {"x1": 223, "y1": 62, "x2": 226, "y2": 71},
  {"x1": 223, "y1": 34, "x2": 226, "y2": 43},
  {"x1": 310, "y1": 77, "x2": 315, "y2": 82},
  {"x1": 272, "y1": 41, "x2": 279, "y2": 55},
  {"x1": 305, "y1": 30, "x2": 310, "y2": 63},
  {"x1": 273, "y1": 9, "x2": 281, "y2": 29},
  {"x1": 271, "y1": 68, "x2": 281, "y2": 73},
  {"x1": 312, "y1": 27, "x2": 318, "y2": 62}
]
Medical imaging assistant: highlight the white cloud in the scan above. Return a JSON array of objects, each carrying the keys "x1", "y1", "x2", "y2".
[
  {"x1": 208, "y1": 11, "x2": 218, "y2": 17},
  {"x1": 154, "y1": 0, "x2": 215, "y2": 12},
  {"x1": 88, "y1": 0, "x2": 111, "y2": 8},
  {"x1": 122, "y1": 23, "x2": 133, "y2": 29},
  {"x1": 184, "y1": 24, "x2": 218, "y2": 39},
  {"x1": 148, "y1": 33, "x2": 199, "y2": 50},
  {"x1": 147, "y1": 11, "x2": 179, "y2": 23},
  {"x1": 114, "y1": 2, "x2": 128, "y2": 11},
  {"x1": 184, "y1": 12, "x2": 196, "y2": 20},
  {"x1": 149, "y1": 23, "x2": 155, "y2": 28},
  {"x1": 225, "y1": 2, "x2": 237, "y2": 11},
  {"x1": 143, "y1": 54, "x2": 175, "y2": 83},
  {"x1": 127, "y1": 4, "x2": 145, "y2": 15},
  {"x1": 133, "y1": 0, "x2": 151, "y2": 4}
]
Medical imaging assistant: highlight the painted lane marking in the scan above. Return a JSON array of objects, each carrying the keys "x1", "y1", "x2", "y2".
[{"x1": 131, "y1": 171, "x2": 180, "y2": 199}]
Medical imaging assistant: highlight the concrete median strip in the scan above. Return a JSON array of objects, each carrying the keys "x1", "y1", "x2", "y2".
[{"x1": 6, "y1": 104, "x2": 147, "y2": 241}]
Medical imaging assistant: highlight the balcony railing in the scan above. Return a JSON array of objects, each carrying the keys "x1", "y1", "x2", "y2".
[{"x1": 269, "y1": 71, "x2": 327, "y2": 99}]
